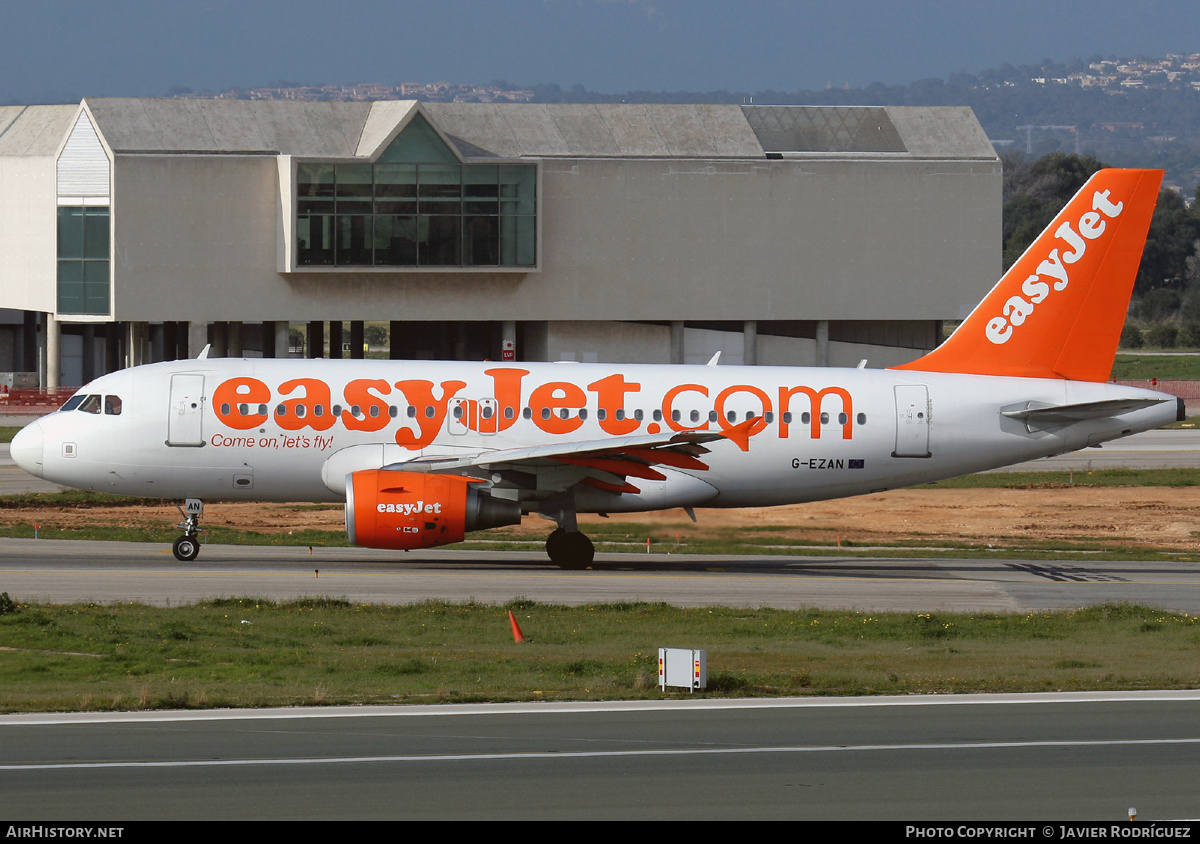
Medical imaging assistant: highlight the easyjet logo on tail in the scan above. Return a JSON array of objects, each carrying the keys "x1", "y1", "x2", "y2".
[{"x1": 985, "y1": 189, "x2": 1126, "y2": 345}]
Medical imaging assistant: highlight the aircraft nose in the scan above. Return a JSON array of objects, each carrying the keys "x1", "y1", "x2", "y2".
[{"x1": 9, "y1": 420, "x2": 45, "y2": 478}]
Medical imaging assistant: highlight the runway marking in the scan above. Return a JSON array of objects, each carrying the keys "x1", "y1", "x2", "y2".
[{"x1": 3, "y1": 736, "x2": 1200, "y2": 771}]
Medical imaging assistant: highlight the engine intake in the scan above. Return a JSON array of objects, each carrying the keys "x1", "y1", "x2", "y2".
[{"x1": 345, "y1": 469, "x2": 521, "y2": 550}]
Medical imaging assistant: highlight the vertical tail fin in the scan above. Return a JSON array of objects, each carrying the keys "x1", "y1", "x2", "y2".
[{"x1": 892, "y1": 168, "x2": 1162, "y2": 382}]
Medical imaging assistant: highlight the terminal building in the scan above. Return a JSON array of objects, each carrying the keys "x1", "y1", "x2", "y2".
[{"x1": 0, "y1": 98, "x2": 1000, "y2": 387}]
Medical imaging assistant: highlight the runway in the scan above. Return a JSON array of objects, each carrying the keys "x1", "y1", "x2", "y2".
[
  {"x1": 3, "y1": 537, "x2": 1200, "y2": 612},
  {"x1": 4, "y1": 429, "x2": 1199, "y2": 821},
  {"x1": 3, "y1": 693, "x2": 1199, "y2": 819}
]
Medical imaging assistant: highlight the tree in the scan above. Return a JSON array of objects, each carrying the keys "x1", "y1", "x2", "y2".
[
  {"x1": 364, "y1": 324, "x2": 389, "y2": 348},
  {"x1": 1135, "y1": 189, "x2": 1200, "y2": 294},
  {"x1": 1001, "y1": 151, "x2": 1107, "y2": 268}
]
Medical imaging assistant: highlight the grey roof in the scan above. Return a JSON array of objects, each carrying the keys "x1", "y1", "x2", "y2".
[
  {"x1": 0, "y1": 105, "x2": 77, "y2": 156},
  {"x1": 2, "y1": 99, "x2": 998, "y2": 162},
  {"x1": 83, "y1": 98, "x2": 372, "y2": 156},
  {"x1": 424, "y1": 103, "x2": 765, "y2": 158}
]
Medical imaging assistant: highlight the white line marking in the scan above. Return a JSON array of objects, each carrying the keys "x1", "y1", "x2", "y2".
[{"x1": 4, "y1": 737, "x2": 1200, "y2": 772}]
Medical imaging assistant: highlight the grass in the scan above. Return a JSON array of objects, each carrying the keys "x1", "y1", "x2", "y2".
[
  {"x1": 924, "y1": 468, "x2": 1200, "y2": 488},
  {"x1": 0, "y1": 598, "x2": 1196, "y2": 713},
  {"x1": 1111, "y1": 353, "x2": 1200, "y2": 380},
  {"x1": 0, "y1": 426, "x2": 19, "y2": 444}
]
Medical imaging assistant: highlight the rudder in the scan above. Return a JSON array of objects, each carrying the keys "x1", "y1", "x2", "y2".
[{"x1": 892, "y1": 168, "x2": 1162, "y2": 382}]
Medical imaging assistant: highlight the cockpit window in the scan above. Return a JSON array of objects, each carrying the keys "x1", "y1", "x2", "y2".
[
  {"x1": 104, "y1": 395, "x2": 123, "y2": 416},
  {"x1": 78, "y1": 395, "x2": 101, "y2": 414},
  {"x1": 60, "y1": 395, "x2": 85, "y2": 412}
]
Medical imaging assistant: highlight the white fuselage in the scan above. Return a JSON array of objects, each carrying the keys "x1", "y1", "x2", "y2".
[{"x1": 12, "y1": 358, "x2": 1179, "y2": 513}]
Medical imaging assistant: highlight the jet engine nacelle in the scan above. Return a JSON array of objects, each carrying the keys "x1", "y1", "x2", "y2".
[{"x1": 345, "y1": 469, "x2": 521, "y2": 550}]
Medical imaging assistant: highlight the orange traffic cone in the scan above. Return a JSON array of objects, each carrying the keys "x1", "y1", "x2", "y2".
[{"x1": 508, "y1": 610, "x2": 527, "y2": 643}]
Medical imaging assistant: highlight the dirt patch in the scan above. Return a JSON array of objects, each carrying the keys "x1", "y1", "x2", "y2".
[{"x1": 4, "y1": 487, "x2": 1199, "y2": 551}]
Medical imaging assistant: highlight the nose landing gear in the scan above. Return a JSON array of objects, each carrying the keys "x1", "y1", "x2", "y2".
[{"x1": 172, "y1": 498, "x2": 203, "y2": 561}]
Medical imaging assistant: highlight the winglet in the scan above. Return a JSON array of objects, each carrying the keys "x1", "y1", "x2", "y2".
[
  {"x1": 892, "y1": 169, "x2": 1162, "y2": 382},
  {"x1": 719, "y1": 416, "x2": 768, "y2": 452}
]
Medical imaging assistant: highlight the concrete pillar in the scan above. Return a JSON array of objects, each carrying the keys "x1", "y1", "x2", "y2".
[
  {"x1": 669, "y1": 320, "x2": 685, "y2": 365},
  {"x1": 187, "y1": 321, "x2": 208, "y2": 359},
  {"x1": 743, "y1": 320, "x2": 757, "y2": 366},
  {"x1": 816, "y1": 320, "x2": 830, "y2": 367},
  {"x1": 306, "y1": 321, "x2": 324, "y2": 359},
  {"x1": 350, "y1": 321, "x2": 364, "y2": 359},
  {"x1": 45, "y1": 314, "x2": 60, "y2": 389},
  {"x1": 275, "y1": 322, "x2": 291, "y2": 359},
  {"x1": 228, "y1": 321, "x2": 243, "y2": 357},
  {"x1": 501, "y1": 320, "x2": 517, "y2": 362},
  {"x1": 126, "y1": 322, "x2": 147, "y2": 367},
  {"x1": 389, "y1": 321, "x2": 404, "y2": 359},
  {"x1": 37, "y1": 313, "x2": 46, "y2": 387},
  {"x1": 329, "y1": 321, "x2": 344, "y2": 359}
]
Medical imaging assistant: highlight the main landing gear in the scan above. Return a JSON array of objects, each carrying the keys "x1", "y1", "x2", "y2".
[
  {"x1": 172, "y1": 498, "x2": 203, "y2": 562},
  {"x1": 545, "y1": 527, "x2": 595, "y2": 570}
]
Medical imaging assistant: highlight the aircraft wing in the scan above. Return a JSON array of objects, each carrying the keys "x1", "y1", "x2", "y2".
[{"x1": 385, "y1": 416, "x2": 766, "y2": 495}]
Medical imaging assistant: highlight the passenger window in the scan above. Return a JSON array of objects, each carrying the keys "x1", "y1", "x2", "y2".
[
  {"x1": 79, "y1": 395, "x2": 101, "y2": 414},
  {"x1": 104, "y1": 395, "x2": 122, "y2": 416}
]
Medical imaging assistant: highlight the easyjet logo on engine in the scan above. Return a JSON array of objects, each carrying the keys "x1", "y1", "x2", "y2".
[
  {"x1": 211, "y1": 369, "x2": 858, "y2": 450},
  {"x1": 985, "y1": 188, "x2": 1126, "y2": 345},
  {"x1": 377, "y1": 501, "x2": 443, "y2": 515}
]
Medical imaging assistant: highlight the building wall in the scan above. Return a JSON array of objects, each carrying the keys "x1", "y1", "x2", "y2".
[
  {"x1": 112, "y1": 155, "x2": 281, "y2": 321},
  {"x1": 537, "y1": 157, "x2": 1000, "y2": 322},
  {"x1": 103, "y1": 152, "x2": 1000, "y2": 326},
  {"x1": 536, "y1": 320, "x2": 936, "y2": 368},
  {"x1": 0, "y1": 155, "x2": 58, "y2": 313}
]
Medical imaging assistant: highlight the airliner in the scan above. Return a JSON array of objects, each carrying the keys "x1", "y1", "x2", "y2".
[{"x1": 9, "y1": 169, "x2": 1182, "y2": 568}]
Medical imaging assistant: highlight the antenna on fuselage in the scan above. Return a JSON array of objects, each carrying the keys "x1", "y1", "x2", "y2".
[
  {"x1": 197, "y1": 344, "x2": 211, "y2": 360},
  {"x1": 707, "y1": 352, "x2": 721, "y2": 366}
]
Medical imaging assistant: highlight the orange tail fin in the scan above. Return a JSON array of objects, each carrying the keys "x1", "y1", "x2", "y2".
[{"x1": 892, "y1": 168, "x2": 1162, "y2": 382}]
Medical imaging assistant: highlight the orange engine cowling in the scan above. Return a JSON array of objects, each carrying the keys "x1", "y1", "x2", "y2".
[{"x1": 345, "y1": 469, "x2": 521, "y2": 550}]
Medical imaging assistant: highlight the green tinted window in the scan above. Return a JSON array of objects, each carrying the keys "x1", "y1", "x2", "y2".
[
  {"x1": 297, "y1": 117, "x2": 535, "y2": 267},
  {"x1": 57, "y1": 206, "x2": 110, "y2": 315}
]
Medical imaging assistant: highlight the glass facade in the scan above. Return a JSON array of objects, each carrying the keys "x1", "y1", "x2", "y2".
[
  {"x1": 57, "y1": 206, "x2": 110, "y2": 315},
  {"x1": 296, "y1": 115, "x2": 536, "y2": 268}
]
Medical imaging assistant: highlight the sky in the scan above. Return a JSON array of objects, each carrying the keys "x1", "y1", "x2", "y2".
[{"x1": 4, "y1": 0, "x2": 1200, "y2": 103}]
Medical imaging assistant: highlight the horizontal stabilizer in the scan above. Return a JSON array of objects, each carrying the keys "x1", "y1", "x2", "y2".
[{"x1": 1001, "y1": 397, "x2": 1167, "y2": 425}]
